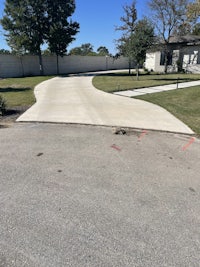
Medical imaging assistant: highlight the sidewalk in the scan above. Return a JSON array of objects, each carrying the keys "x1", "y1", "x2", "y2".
[{"x1": 113, "y1": 80, "x2": 200, "y2": 97}]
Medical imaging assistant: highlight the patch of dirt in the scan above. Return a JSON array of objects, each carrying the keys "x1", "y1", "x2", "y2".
[{"x1": 0, "y1": 106, "x2": 30, "y2": 127}]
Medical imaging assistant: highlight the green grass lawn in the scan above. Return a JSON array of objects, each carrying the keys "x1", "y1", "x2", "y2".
[
  {"x1": 0, "y1": 76, "x2": 54, "y2": 107},
  {"x1": 135, "y1": 86, "x2": 200, "y2": 135},
  {"x1": 93, "y1": 72, "x2": 200, "y2": 93}
]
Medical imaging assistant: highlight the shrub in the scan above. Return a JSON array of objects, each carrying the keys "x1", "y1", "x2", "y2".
[
  {"x1": 0, "y1": 95, "x2": 7, "y2": 116},
  {"x1": 177, "y1": 59, "x2": 184, "y2": 73}
]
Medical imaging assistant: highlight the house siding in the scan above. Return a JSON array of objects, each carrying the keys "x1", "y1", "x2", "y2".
[{"x1": 145, "y1": 44, "x2": 200, "y2": 73}]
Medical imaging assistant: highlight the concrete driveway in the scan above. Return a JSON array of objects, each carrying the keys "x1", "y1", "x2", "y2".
[
  {"x1": 0, "y1": 123, "x2": 200, "y2": 266},
  {"x1": 17, "y1": 72, "x2": 193, "y2": 134}
]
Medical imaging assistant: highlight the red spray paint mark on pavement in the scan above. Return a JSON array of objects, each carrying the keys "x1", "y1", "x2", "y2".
[
  {"x1": 111, "y1": 144, "x2": 121, "y2": 151},
  {"x1": 182, "y1": 137, "x2": 195, "y2": 151},
  {"x1": 138, "y1": 130, "x2": 148, "y2": 141}
]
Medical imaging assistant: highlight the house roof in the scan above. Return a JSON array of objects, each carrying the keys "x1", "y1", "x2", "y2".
[
  {"x1": 147, "y1": 34, "x2": 200, "y2": 53},
  {"x1": 169, "y1": 35, "x2": 200, "y2": 45}
]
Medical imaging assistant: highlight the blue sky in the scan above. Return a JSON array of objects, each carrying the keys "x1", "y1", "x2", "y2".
[{"x1": 0, "y1": 0, "x2": 148, "y2": 54}]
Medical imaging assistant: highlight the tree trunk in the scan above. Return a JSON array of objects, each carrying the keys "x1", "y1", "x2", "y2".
[
  {"x1": 20, "y1": 56, "x2": 25, "y2": 77},
  {"x1": 38, "y1": 51, "x2": 44, "y2": 76},
  {"x1": 164, "y1": 51, "x2": 168, "y2": 74},
  {"x1": 128, "y1": 59, "x2": 131, "y2": 75},
  {"x1": 164, "y1": 61, "x2": 168, "y2": 74},
  {"x1": 56, "y1": 54, "x2": 60, "y2": 75},
  {"x1": 136, "y1": 63, "x2": 139, "y2": 80}
]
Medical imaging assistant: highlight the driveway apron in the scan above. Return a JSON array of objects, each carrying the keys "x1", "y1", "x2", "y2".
[{"x1": 17, "y1": 73, "x2": 194, "y2": 134}]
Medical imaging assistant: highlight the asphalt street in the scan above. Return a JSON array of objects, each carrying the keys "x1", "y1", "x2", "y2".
[{"x1": 0, "y1": 123, "x2": 200, "y2": 267}]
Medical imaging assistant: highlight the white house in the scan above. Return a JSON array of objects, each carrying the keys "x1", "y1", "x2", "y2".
[{"x1": 145, "y1": 35, "x2": 200, "y2": 73}]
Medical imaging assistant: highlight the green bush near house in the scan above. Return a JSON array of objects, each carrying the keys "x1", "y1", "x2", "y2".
[{"x1": 0, "y1": 95, "x2": 7, "y2": 115}]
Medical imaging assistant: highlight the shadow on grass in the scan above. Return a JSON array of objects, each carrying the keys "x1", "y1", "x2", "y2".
[
  {"x1": 98, "y1": 73, "x2": 200, "y2": 81},
  {"x1": 99, "y1": 73, "x2": 145, "y2": 77},
  {"x1": 0, "y1": 87, "x2": 31, "y2": 93},
  {"x1": 1, "y1": 106, "x2": 29, "y2": 118},
  {"x1": 152, "y1": 78, "x2": 191, "y2": 82},
  {"x1": 97, "y1": 72, "x2": 188, "y2": 78},
  {"x1": 4, "y1": 109, "x2": 22, "y2": 115}
]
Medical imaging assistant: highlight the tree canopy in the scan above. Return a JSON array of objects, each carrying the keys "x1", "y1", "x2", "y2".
[
  {"x1": 116, "y1": 1, "x2": 154, "y2": 76},
  {"x1": 116, "y1": 1, "x2": 137, "y2": 34},
  {"x1": 1, "y1": 0, "x2": 79, "y2": 75},
  {"x1": 97, "y1": 46, "x2": 110, "y2": 56},
  {"x1": 47, "y1": 0, "x2": 79, "y2": 57},
  {"x1": 187, "y1": 0, "x2": 200, "y2": 20},
  {"x1": 148, "y1": 0, "x2": 192, "y2": 72},
  {"x1": 192, "y1": 22, "x2": 200, "y2": 35},
  {"x1": 69, "y1": 43, "x2": 94, "y2": 55},
  {"x1": 149, "y1": 0, "x2": 193, "y2": 40},
  {"x1": 69, "y1": 44, "x2": 110, "y2": 56},
  {"x1": 0, "y1": 49, "x2": 11, "y2": 55}
]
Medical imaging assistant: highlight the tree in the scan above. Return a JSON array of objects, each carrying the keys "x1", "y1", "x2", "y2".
[
  {"x1": 130, "y1": 19, "x2": 154, "y2": 79},
  {"x1": 69, "y1": 43, "x2": 96, "y2": 56},
  {"x1": 148, "y1": 0, "x2": 190, "y2": 73},
  {"x1": 42, "y1": 49, "x2": 53, "y2": 56},
  {"x1": 1, "y1": 0, "x2": 79, "y2": 75},
  {"x1": 0, "y1": 49, "x2": 11, "y2": 54},
  {"x1": 116, "y1": 1, "x2": 137, "y2": 75},
  {"x1": 192, "y1": 22, "x2": 200, "y2": 35},
  {"x1": 69, "y1": 44, "x2": 110, "y2": 56},
  {"x1": 116, "y1": 1, "x2": 154, "y2": 77},
  {"x1": 97, "y1": 46, "x2": 109, "y2": 56},
  {"x1": 116, "y1": 1, "x2": 137, "y2": 34},
  {"x1": 117, "y1": 18, "x2": 154, "y2": 79},
  {"x1": 79, "y1": 43, "x2": 94, "y2": 55},
  {"x1": 173, "y1": 22, "x2": 192, "y2": 36},
  {"x1": 1, "y1": 0, "x2": 49, "y2": 75},
  {"x1": 187, "y1": 0, "x2": 200, "y2": 20},
  {"x1": 69, "y1": 46, "x2": 82, "y2": 55},
  {"x1": 47, "y1": 0, "x2": 79, "y2": 74}
]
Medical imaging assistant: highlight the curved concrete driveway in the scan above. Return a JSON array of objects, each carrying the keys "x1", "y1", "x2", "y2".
[{"x1": 17, "y1": 72, "x2": 194, "y2": 134}]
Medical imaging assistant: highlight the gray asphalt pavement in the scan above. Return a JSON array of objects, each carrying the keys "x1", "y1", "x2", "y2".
[{"x1": 0, "y1": 123, "x2": 200, "y2": 267}]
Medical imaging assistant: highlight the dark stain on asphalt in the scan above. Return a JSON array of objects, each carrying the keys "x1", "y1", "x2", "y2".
[
  {"x1": 189, "y1": 187, "x2": 196, "y2": 193},
  {"x1": 0, "y1": 124, "x2": 10, "y2": 129},
  {"x1": 37, "y1": 153, "x2": 44, "y2": 157}
]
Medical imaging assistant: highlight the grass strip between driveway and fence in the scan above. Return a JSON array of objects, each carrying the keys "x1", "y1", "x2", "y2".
[{"x1": 0, "y1": 76, "x2": 54, "y2": 107}]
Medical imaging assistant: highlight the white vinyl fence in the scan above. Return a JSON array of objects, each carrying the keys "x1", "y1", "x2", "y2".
[{"x1": 0, "y1": 54, "x2": 130, "y2": 78}]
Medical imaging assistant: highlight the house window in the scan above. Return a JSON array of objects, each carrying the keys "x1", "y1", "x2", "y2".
[
  {"x1": 160, "y1": 51, "x2": 165, "y2": 65},
  {"x1": 167, "y1": 52, "x2": 173, "y2": 65},
  {"x1": 160, "y1": 51, "x2": 173, "y2": 65}
]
